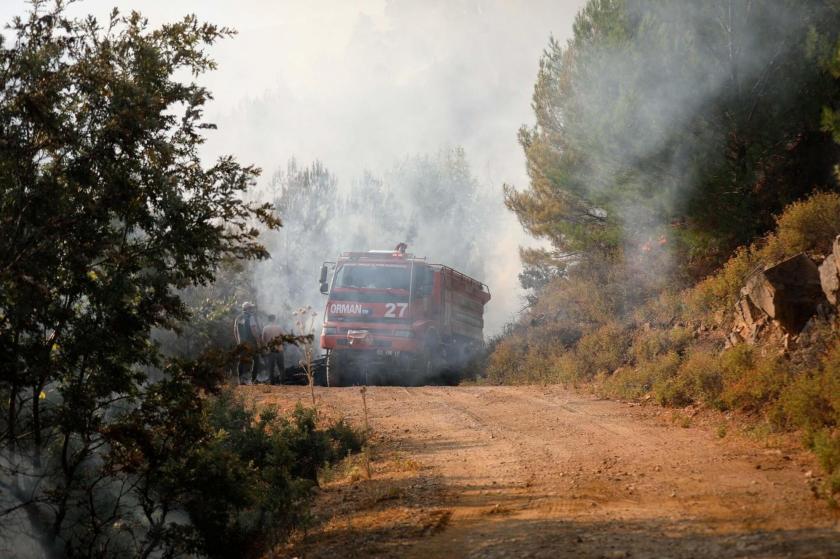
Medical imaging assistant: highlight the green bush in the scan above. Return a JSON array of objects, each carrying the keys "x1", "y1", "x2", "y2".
[{"x1": 189, "y1": 391, "x2": 365, "y2": 558}]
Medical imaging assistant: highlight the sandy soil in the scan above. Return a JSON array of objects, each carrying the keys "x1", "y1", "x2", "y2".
[{"x1": 243, "y1": 385, "x2": 840, "y2": 558}]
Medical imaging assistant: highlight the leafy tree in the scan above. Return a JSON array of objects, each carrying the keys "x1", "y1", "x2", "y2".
[
  {"x1": 345, "y1": 147, "x2": 487, "y2": 277},
  {"x1": 382, "y1": 147, "x2": 486, "y2": 278},
  {"x1": 0, "y1": 2, "x2": 306, "y2": 556},
  {"x1": 154, "y1": 258, "x2": 256, "y2": 361},
  {"x1": 254, "y1": 158, "x2": 338, "y2": 326}
]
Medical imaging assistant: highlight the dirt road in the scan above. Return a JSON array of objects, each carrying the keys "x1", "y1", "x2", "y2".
[{"x1": 245, "y1": 385, "x2": 840, "y2": 558}]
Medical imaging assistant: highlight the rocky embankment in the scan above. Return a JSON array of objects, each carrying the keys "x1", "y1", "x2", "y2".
[{"x1": 731, "y1": 235, "x2": 840, "y2": 350}]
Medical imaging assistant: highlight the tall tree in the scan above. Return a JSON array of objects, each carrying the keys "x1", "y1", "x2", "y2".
[
  {"x1": 507, "y1": 0, "x2": 840, "y2": 279},
  {"x1": 0, "y1": 2, "x2": 277, "y2": 555},
  {"x1": 380, "y1": 147, "x2": 486, "y2": 278},
  {"x1": 256, "y1": 158, "x2": 338, "y2": 322}
]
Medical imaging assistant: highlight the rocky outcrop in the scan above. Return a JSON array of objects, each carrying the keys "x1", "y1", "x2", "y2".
[
  {"x1": 818, "y1": 236, "x2": 840, "y2": 305},
  {"x1": 731, "y1": 294, "x2": 772, "y2": 345},
  {"x1": 729, "y1": 241, "x2": 840, "y2": 347},
  {"x1": 741, "y1": 253, "x2": 827, "y2": 334}
]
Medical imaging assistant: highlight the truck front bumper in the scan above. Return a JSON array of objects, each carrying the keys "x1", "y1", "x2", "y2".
[{"x1": 320, "y1": 331, "x2": 420, "y2": 354}]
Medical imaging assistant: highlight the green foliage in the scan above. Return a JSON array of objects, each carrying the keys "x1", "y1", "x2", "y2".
[
  {"x1": 191, "y1": 393, "x2": 363, "y2": 557},
  {"x1": 106, "y1": 382, "x2": 363, "y2": 558},
  {"x1": 0, "y1": 3, "x2": 353, "y2": 557},
  {"x1": 508, "y1": 0, "x2": 840, "y2": 282},
  {"x1": 157, "y1": 258, "x2": 256, "y2": 360}
]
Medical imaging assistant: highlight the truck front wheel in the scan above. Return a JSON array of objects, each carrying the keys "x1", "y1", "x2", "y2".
[
  {"x1": 326, "y1": 350, "x2": 346, "y2": 387},
  {"x1": 327, "y1": 350, "x2": 363, "y2": 386}
]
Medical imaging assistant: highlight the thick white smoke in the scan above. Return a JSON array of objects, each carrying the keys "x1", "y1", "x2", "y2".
[{"x1": 0, "y1": 0, "x2": 586, "y2": 334}]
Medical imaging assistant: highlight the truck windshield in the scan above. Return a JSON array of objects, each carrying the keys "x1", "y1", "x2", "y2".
[{"x1": 334, "y1": 264, "x2": 410, "y2": 290}]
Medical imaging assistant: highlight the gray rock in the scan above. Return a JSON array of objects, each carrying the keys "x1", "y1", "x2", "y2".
[{"x1": 819, "y1": 253, "x2": 839, "y2": 305}]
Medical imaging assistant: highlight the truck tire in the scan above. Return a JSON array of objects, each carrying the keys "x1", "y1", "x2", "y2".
[
  {"x1": 412, "y1": 331, "x2": 444, "y2": 385},
  {"x1": 438, "y1": 368, "x2": 461, "y2": 386},
  {"x1": 326, "y1": 350, "x2": 342, "y2": 387},
  {"x1": 327, "y1": 350, "x2": 362, "y2": 387}
]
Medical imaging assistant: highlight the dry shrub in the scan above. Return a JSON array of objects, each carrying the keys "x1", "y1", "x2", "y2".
[
  {"x1": 775, "y1": 342, "x2": 840, "y2": 498},
  {"x1": 778, "y1": 341, "x2": 840, "y2": 435},
  {"x1": 574, "y1": 321, "x2": 632, "y2": 380},
  {"x1": 719, "y1": 345, "x2": 791, "y2": 412},
  {"x1": 762, "y1": 191, "x2": 840, "y2": 262},
  {"x1": 630, "y1": 326, "x2": 692, "y2": 364},
  {"x1": 485, "y1": 335, "x2": 527, "y2": 384},
  {"x1": 688, "y1": 246, "x2": 757, "y2": 317},
  {"x1": 602, "y1": 351, "x2": 681, "y2": 400},
  {"x1": 656, "y1": 347, "x2": 723, "y2": 408},
  {"x1": 632, "y1": 291, "x2": 686, "y2": 326},
  {"x1": 813, "y1": 429, "x2": 840, "y2": 499},
  {"x1": 552, "y1": 351, "x2": 583, "y2": 385},
  {"x1": 631, "y1": 328, "x2": 671, "y2": 363},
  {"x1": 521, "y1": 346, "x2": 560, "y2": 384},
  {"x1": 667, "y1": 327, "x2": 694, "y2": 354},
  {"x1": 532, "y1": 273, "x2": 623, "y2": 330},
  {"x1": 687, "y1": 191, "x2": 840, "y2": 319}
]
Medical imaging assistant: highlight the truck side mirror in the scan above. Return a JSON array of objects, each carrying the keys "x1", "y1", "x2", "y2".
[
  {"x1": 319, "y1": 264, "x2": 328, "y2": 284},
  {"x1": 319, "y1": 281, "x2": 329, "y2": 295}
]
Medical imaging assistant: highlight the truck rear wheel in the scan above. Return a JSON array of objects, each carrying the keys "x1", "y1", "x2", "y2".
[{"x1": 412, "y1": 332, "x2": 445, "y2": 385}]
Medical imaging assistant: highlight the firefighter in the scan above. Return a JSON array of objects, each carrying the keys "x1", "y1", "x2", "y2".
[
  {"x1": 262, "y1": 314, "x2": 285, "y2": 385},
  {"x1": 233, "y1": 302, "x2": 262, "y2": 384}
]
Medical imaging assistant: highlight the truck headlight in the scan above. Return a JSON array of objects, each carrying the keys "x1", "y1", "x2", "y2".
[
  {"x1": 322, "y1": 327, "x2": 337, "y2": 335},
  {"x1": 393, "y1": 330, "x2": 413, "y2": 338}
]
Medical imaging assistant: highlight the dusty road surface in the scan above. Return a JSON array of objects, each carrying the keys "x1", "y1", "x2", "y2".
[{"x1": 243, "y1": 385, "x2": 840, "y2": 558}]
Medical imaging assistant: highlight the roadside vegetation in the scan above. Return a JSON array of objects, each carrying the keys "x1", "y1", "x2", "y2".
[
  {"x1": 489, "y1": 0, "x2": 840, "y2": 504},
  {"x1": 0, "y1": 3, "x2": 362, "y2": 557}
]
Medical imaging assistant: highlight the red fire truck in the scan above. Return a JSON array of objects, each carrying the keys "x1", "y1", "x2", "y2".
[{"x1": 318, "y1": 244, "x2": 491, "y2": 386}]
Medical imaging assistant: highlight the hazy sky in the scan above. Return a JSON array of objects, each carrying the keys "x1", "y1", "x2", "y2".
[{"x1": 1, "y1": 0, "x2": 586, "y2": 331}]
